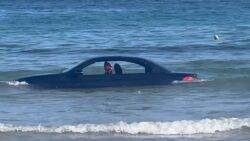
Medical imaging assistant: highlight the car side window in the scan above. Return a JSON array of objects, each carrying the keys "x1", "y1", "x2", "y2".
[
  {"x1": 116, "y1": 61, "x2": 145, "y2": 74},
  {"x1": 80, "y1": 61, "x2": 151, "y2": 76}
]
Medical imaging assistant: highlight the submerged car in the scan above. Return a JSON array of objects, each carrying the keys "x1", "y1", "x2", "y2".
[{"x1": 16, "y1": 56, "x2": 197, "y2": 88}]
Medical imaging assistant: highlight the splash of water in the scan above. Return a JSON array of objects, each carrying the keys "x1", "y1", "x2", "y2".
[{"x1": 6, "y1": 81, "x2": 29, "y2": 86}]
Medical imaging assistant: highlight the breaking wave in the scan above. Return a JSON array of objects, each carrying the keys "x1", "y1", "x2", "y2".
[{"x1": 0, "y1": 118, "x2": 249, "y2": 135}]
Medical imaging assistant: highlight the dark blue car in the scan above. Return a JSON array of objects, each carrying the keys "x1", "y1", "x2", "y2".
[{"x1": 17, "y1": 56, "x2": 197, "y2": 88}]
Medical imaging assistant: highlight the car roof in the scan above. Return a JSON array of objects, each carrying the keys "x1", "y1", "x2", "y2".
[{"x1": 67, "y1": 56, "x2": 170, "y2": 74}]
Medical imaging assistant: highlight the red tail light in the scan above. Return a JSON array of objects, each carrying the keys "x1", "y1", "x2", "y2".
[{"x1": 183, "y1": 76, "x2": 196, "y2": 81}]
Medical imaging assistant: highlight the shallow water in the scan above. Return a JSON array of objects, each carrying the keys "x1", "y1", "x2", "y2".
[{"x1": 0, "y1": 0, "x2": 250, "y2": 140}]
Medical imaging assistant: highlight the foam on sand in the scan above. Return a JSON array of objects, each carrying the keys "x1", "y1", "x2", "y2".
[{"x1": 0, "y1": 118, "x2": 249, "y2": 135}]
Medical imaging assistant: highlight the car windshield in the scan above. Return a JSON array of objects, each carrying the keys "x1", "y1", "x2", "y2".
[{"x1": 62, "y1": 61, "x2": 81, "y2": 73}]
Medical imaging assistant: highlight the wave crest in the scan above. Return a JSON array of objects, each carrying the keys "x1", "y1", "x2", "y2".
[{"x1": 0, "y1": 118, "x2": 250, "y2": 135}]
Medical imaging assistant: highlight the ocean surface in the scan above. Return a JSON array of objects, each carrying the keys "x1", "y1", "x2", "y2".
[{"x1": 0, "y1": 0, "x2": 250, "y2": 140}]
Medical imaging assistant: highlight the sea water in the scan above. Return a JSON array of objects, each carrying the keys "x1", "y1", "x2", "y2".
[{"x1": 0, "y1": 0, "x2": 250, "y2": 140}]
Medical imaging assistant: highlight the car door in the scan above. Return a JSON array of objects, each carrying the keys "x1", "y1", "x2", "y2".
[
  {"x1": 72, "y1": 73, "x2": 107, "y2": 88},
  {"x1": 117, "y1": 73, "x2": 172, "y2": 87},
  {"x1": 110, "y1": 73, "x2": 153, "y2": 87}
]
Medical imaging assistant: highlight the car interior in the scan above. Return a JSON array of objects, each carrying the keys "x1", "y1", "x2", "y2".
[{"x1": 81, "y1": 61, "x2": 150, "y2": 76}]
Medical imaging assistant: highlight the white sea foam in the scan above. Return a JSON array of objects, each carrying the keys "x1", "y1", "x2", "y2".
[
  {"x1": 172, "y1": 79, "x2": 208, "y2": 84},
  {"x1": 0, "y1": 118, "x2": 249, "y2": 135},
  {"x1": 7, "y1": 81, "x2": 29, "y2": 86}
]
